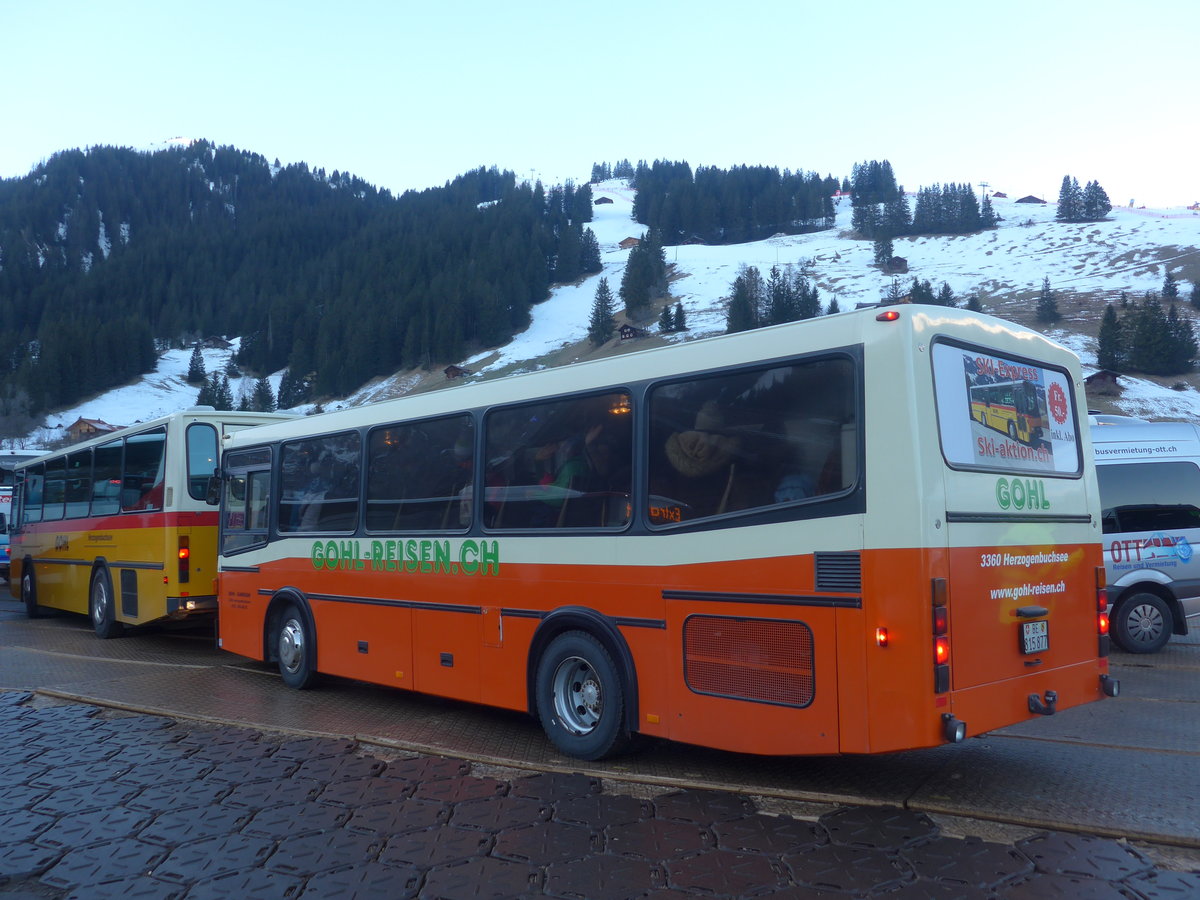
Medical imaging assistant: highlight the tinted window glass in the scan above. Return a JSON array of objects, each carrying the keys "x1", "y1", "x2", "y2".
[
  {"x1": 221, "y1": 449, "x2": 271, "y2": 554},
  {"x1": 648, "y1": 358, "x2": 857, "y2": 525},
  {"x1": 1097, "y1": 461, "x2": 1200, "y2": 533},
  {"x1": 484, "y1": 392, "x2": 633, "y2": 530},
  {"x1": 22, "y1": 465, "x2": 44, "y2": 523},
  {"x1": 65, "y1": 450, "x2": 92, "y2": 518},
  {"x1": 91, "y1": 440, "x2": 122, "y2": 516},
  {"x1": 41, "y1": 459, "x2": 66, "y2": 521},
  {"x1": 186, "y1": 424, "x2": 219, "y2": 500},
  {"x1": 367, "y1": 415, "x2": 474, "y2": 532},
  {"x1": 123, "y1": 428, "x2": 166, "y2": 511},
  {"x1": 279, "y1": 432, "x2": 361, "y2": 532}
]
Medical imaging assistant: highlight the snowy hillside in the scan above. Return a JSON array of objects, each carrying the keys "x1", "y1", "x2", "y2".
[{"x1": 17, "y1": 180, "x2": 1200, "y2": 446}]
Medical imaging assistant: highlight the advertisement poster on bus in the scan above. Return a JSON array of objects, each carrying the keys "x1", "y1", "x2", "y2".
[{"x1": 932, "y1": 341, "x2": 1080, "y2": 475}]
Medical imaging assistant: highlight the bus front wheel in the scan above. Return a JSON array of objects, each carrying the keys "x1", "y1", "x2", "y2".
[
  {"x1": 90, "y1": 568, "x2": 124, "y2": 639},
  {"x1": 535, "y1": 630, "x2": 629, "y2": 761},
  {"x1": 21, "y1": 564, "x2": 40, "y2": 619},
  {"x1": 277, "y1": 604, "x2": 318, "y2": 689},
  {"x1": 1111, "y1": 592, "x2": 1172, "y2": 654}
]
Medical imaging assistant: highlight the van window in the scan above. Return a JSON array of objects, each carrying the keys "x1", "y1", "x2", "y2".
[{"x1": 1097, "y1": 461, "x2": 1200, "y2": 533}]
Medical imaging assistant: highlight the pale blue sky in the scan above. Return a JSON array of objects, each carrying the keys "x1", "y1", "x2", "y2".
[{"x1": 3, "y1": 0, "x2": 1196, "y2": 207}]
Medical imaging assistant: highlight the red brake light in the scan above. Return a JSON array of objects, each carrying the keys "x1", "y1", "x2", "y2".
[
  {"x1": 932, "y1": 607, "x2": 948, "y2": 635},
  {"x1": 1098, "y1": 613, "x2": 1110, "y2": 635},
  {"x1": 934, "y1": 635, "x2": 950, "y2": 665}
]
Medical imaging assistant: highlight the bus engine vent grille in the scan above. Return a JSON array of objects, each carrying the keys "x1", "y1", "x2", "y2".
[
  {"x1": 815, "y1": 552, "x2": 862, "y2": 592},
  {"x1": 683, "y1": 615, "x2": 814, "y2": 708}
]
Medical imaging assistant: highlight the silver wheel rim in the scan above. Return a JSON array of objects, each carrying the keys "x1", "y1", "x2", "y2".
[
  {"x1": 551, "y1": 655, "x2": 602, "y2": 736},
  {"x1": 279, "y1": 618, "x2": 305, "y2": 675},
  {"x1": 22, "y1": 572, "x2": 32, "y2": 603},
  {"x1": 91, "y1": 577, "x2": 109, "y2": 626},
  {"x1": 1126, "y1": 602, "x2": 1164, "y2": 645}
]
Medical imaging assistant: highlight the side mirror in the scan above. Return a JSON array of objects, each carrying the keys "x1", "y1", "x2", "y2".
[{"x1": 205, "y1": 472, "x2": 222, "y2": 506}]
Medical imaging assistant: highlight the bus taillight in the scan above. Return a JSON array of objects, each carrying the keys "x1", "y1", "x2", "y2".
[
  {"x1": 1096, "y1": 566, "x2": 1110, "y2": 657},
  {"x1": 934, "y1": 635, "x2": 950, "y2": 666},
  {"x1": 178, "y1": 537, "x2": 190, "y2": 584},
  {"x1": 932, "y1": 578, "x2": 950, "y2": 693}
]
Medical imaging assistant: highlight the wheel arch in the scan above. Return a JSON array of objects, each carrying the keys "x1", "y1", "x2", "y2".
[
  {"x1": 526, "y1": 606, "x2": 639, "y2": 735},
  {"x1": 1113, "y1": 582, "x2": 1186, "y2": 636},
  {"x1": 263, "y1": 587, "x2": 317, "y2": 663}
]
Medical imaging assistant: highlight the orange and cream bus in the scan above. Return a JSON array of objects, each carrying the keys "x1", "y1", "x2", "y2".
[
  {"x1": 10, "y1": 409, "x2": 291, "y2": 637},
  {"x1": 213, "y1": 305, "x2": 1117, "y2": 760}
]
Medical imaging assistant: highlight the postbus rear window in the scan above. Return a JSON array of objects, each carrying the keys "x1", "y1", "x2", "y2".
[{"x1": 931, "y1": 340, "x2": 1082, "y2": 476}]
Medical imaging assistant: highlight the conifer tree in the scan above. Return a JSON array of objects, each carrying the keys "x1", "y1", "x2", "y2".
[
  {"x1": 1035, "y1": 277, "x2": 1061, "y2": 322},
  {"x1": 725, "y1": 266, "x2": 764, "y2": 333},
  {"x1": 1127, "y1": 293, "x2": 1171, "y2": 374},
  {"x1": 980, "y1": 193, "x2": 998, "y2": 227},
  {"x1": 873, "y1": 237, "x2": 894, "y2": 266},
  {"x1": 826, "y1": 296, "x2": 840, "y2": 315},
  {"x1": 186, "y1": 345, "x2": 206, "y2": 384},
  {"x1": 214, "y1": 374, "x2": 234, "y2": 411},
  {"x1": 658, "y1": 303, "x2": 675, "y2": 333},
  {"x1": 936, "y1": 282, "x2": 956, "y2": 307},
  {"x1": 580, "y1": 228, "x2": 602, "y2": 274},
  {"x1": 1166, "y1": 302, "x2": 1197, "y2": 372},
  {"x1": 882, "y1": 278, "x2": 906, "y2": 305},
  {"x1": 672, "y1": 302, "x2": 687, "y2": 331},
  {"x1": 1056, "y1": 176, "x2": 1084, "y2": 222},
  {"x1": 766, "y1": 265, "x2": 797, "y2": 325},
  {"x1": 587, "y1": 277, "x2": 616, "y2": 346},
  {"x1": 965, "y1": 293, "x2": 983, "y2": 311},
  {"x1": 1191, "y1": 280, "x2": 1200, "y2": 311},
  {"x1": 251, "y1": 377, "x2": 276, "y2": 412},
  {"x1": 1162, "y1": 270, "x2": 1179, "y2": 301},
  {"x1": 1082, "y1": 180, "x2": 1112, "y2": 220},
  {"x1": 1096, "y1": 304, "x2": 1125, "y2": 370}
]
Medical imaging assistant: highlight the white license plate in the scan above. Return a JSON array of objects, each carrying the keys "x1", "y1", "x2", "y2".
[{"x1": 1021, "y1": 620, "x2": 1049, "y2": 654}]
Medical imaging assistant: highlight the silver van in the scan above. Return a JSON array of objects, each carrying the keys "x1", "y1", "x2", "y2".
[{"x1": 1091, "y1": 418, "x2": 1200, "y2": 652}]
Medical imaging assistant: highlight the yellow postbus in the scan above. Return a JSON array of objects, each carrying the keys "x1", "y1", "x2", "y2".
[
  {"x1": 10, "y1": 408, "x2": 290, "y2": 637},
  {"x1": 213, "y1": 306, "x2": 1117, "y2": 760}
]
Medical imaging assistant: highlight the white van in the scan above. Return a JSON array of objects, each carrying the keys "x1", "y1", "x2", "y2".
[{"x1": 1091, "y1": 418, "x2": 1200, "y2": 652}]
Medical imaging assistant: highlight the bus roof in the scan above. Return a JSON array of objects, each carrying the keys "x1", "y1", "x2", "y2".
[
  {"x1": 1090, "y1": 419, "x2": 1200, "y2": 458},
  {"x1": 224, "y1": 304, "x2": 1082, "y2": 448},
  {"x1": 13, "y1": 408, "x2": 294, "y2": 468}
]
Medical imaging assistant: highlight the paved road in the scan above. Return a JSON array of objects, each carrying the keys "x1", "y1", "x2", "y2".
[{"x1": 1, "y1": 596, "x2": 1198, "y2": 897}]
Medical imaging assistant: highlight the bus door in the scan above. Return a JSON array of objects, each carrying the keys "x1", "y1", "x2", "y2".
[{"x1": 931, "y1": 340, "x2": 1099, "y2": 702}]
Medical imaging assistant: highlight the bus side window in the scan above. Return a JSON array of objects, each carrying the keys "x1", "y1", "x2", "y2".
[
  {"x1": 278, "y1": 432, "x2": 361, "y2": 533},
  {"x1": 91, "y1": 440, "x2": 122, "y2": 517},
  {"x1": 23, "y1": 465, "x2": 45, "y2": 523},
  {"x1": 367, "y1": 415, "x2": 474, "y2": 532},
  {"x1": 648, "y1": 357, "x2": 856, "y2": 525}
]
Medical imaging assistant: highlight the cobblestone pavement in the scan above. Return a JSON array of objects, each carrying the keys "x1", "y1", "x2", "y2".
[{"x1": 2, "y1": 692, "x2": 1198, "y2": 899}]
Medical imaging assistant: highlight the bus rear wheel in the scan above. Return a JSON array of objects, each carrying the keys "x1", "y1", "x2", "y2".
[
  {"x1": 89, "y1": 568, "x2": 124, "y2": 639},
  {"x1": 21, "y1": 564, "x2": 40, "y2": 619},
  {"x1": 1111, "y1": 592, "x2": 1172, "y2": 654},
  {"x1": 277, "y1": 604, "x2": 318, "y2": 689},
  {"x1": 535, "y1": 630, "x2": 629, "y2": 761}
]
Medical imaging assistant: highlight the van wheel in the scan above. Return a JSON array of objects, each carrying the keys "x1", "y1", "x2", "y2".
[
  {"x1": 535, "y1": 630, "x2": 629, "y2": 761},
  {"x1": 1111, "y1": 592, "x2": 1172, "y2": 653},
  {"x1": 277, "y1": 604, "x2": 318, "y2": 689},
  {"x1": 21, "y1": 564, "x2": 40, "y2": 619},
  {"x1": 90, "y1": 568, "x2": 124, "y2": 639}
]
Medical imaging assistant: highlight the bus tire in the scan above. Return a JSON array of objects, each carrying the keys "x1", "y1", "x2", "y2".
[
  {"x1": 535, "y1": 630, "x2": 629, "y2": 761},
  {"x1": 89, "y1": 568, "x2": 124, "y2": 639},
  {"x1": 21, "y1": 563, "x2": 40, "y2": 619},
  {"x1": 277, "y1": 604, "x2": 318, "y2": 689},
  {"x1": 1111, "y1": 591, "x2": 1172, "y2": 654}
]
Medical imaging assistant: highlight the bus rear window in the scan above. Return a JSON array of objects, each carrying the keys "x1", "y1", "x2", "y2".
[{"x1": 932, "y1": 340, "x2": 1081, "y2": 476}]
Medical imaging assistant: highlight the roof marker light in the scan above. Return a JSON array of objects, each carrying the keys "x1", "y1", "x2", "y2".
[{"x1": 876, "y1": 309, "x2": 901, "y2": 322}]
